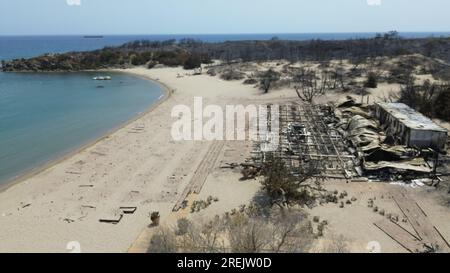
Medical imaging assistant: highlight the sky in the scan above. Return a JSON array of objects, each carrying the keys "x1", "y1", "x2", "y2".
[{"x1": 0, "y1": 0, "x2": 449, "y2": 35}]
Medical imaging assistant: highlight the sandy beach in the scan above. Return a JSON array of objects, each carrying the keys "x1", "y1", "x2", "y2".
[
  {"x1": 1, "y1": 62, "x2": 449, "y2": 253},
  {"x1": 0, "y1": 65, "x2": 295, "y2": 253}
]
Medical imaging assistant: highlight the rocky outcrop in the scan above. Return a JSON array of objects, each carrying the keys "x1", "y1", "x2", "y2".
[{"x1": 1, "y1": 53, "x2": 112, "y2": 72}]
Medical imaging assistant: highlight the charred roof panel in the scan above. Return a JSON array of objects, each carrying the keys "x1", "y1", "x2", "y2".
[{"x1": 376, "y1": 103, "x2": 447, "y2": 133}]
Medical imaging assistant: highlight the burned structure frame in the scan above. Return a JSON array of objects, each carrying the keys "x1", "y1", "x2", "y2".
[{"x1": 252, "y1": 102, "x2": 359, "y2": 180}]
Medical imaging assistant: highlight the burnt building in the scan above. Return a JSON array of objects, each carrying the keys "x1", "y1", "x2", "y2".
[{"x1": 374, "y1": 103, "x2": 448, "y2": 152}]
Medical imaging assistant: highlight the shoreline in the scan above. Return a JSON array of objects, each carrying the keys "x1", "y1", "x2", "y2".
[{"x1": 0, "y1": 70, "x2": 172, "y2": 193}]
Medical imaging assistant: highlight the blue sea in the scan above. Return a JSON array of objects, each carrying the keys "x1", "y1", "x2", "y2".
[
  {"x1": 0, "y1": 35, "x2": 186, "y2": 185},
  {"x1": 0, "y1": 33, "x2": 449, "y2": 185}
]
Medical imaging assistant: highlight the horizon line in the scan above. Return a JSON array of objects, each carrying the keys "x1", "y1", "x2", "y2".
[{"x1": 2, "y1": 31, "x2": 450, "y2": 37}]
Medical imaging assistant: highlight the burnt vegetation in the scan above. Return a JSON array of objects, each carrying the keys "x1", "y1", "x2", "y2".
[
  {"x1": 259, "y1": 69, "x2": 281, "y2": 93},
  {"x1": 147, "y1": 206, "x2": 315, "y2": 253},
  {"x1": 259, "y1": 154, "x2": 326, "y2": 208},
  {"x1": 3, "y1": 33, "x2": 450, "y2": 72},
  {"x1": 293, "y1": 68, "x2": 329, "y2": 104},
  {"x1": 398, "y1": 77, "x2": 450, "y2": 121}
]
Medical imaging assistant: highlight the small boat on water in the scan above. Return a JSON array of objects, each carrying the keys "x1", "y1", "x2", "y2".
[
  {"x1": 84, "y1": 35, "x2": 104, "y2": 39},
  {"x1": 93, "y1": 76, "x2": 112, "y2": 81}
]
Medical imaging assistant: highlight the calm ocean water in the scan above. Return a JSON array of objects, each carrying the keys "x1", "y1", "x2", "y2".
[
  {"x1": 0, "y1": 33, "x2": 449, "y2": 185},
  {"x1": 0, "y1": 71, "x2": 163, "y2": 185}
]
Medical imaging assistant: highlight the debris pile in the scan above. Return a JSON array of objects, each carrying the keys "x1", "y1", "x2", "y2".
[
  {"x1": 333, "y1": 97, "x2": 442, "y2": 181},
  {"x1": 248, "y1": 97, "x2": 447, "y2": 183}
]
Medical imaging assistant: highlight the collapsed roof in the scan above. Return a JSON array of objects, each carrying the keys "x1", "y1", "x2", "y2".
[{"x1": 333, "y1": 99, "x2": 438, "y2": 177}]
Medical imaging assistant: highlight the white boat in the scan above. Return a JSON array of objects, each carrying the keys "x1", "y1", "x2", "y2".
[{"x1": 93, "y1": 76, "x2": 112, "y2": 81}]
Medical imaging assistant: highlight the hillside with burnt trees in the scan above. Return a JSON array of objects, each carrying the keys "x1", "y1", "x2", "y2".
[{"x1": 2, "y1": 32, "x2": 450, "y2": 72}]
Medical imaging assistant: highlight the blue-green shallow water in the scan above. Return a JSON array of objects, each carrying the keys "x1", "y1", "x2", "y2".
[{"x1": 0, "y1": 72, "x2": 163, "y2": 185}]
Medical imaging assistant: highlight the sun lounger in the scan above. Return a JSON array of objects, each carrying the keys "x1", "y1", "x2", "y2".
[
  {"x1": 99, "y1": 213, "x2": 123, "y2": 224},
  {"x1": 119, "y1": 207, "x2": 137, "y2": 214}
]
